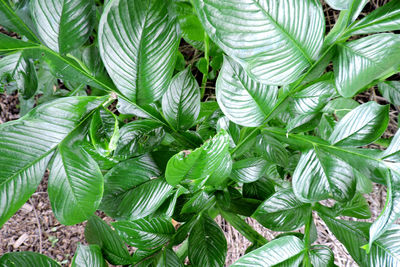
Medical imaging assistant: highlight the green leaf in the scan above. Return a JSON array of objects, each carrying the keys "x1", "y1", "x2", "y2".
[
  {"x1": 0, "y1": 0, "x2": 39, "y2": 42},
  {"x1": 334, "y1": 192, "x2": 371, "y2": 219},
  {"x1": 349, "y1": 0, "x2": 400, "y2": 35},
  {"x1": 0, "y1": 252, "x2": 59, "y2": 267},
  {"x1": 193, "y1": 0, "x2": 324, "y2": 85},
  {"x1": 48, "y1": 140, "x2": 103, "y2": 225},
  {"x1": 334, "y1": 33, "x2": 400, "y2": 98},
  {"x1": 325, "y1": 0, "x2": 360, "y2": 10},
  {"x1": 0, "y1": 33, "x2": 40, "y2": 51},
  {"x1": 31, "y1": 0, "x2": 95, "y2": 54},
  {"x1": 318, "y1": 214, "x2": 370, "y2": 266},
  {"x1": 293, "y1": 148, "x2": 356, "y2": 202},
  {"x1": 154, "y1": 248, "x2": 184, "y2": 267},
  {"x1": 382, "y1": 129, "x2": 400, "y2": 161},
  {"x1": 188, "y1": 215, "x2": 227, "y2": 267},
  {"x1": 216, "y1": 116, "x2": 240, "y2": 146},
  {"x1": 216, "y1": 56, "x2": 278, "y2": 127},
  {"x1": 231, "y1": 158, "x2": 268, "y2": 183},
  {"x1": 112, "y1": 217, "x2": 175, "y2": 249},
  {"x1": 309, "y1": 245, "x2": 334, "y2": 267},
  {"x1": 114, "y1": 120, "x2": 164, "y2": 161},
  {"x1": 99, "y1": 0, "x2": 179, "y2": 105},
  {"x1": 165, "y1": 130, "x2": 232, "y2": 187},
  {"x1": 71, "y1": 244, "x2": 107, "y2": 267},
  {"x1": 253, "y1": 188, "x2": 311, "y2": 231},
  {"x1": 255, "y1": 134, "x2": 288, "y2": 167},
  {"x1": 90, "y1": 107, "x2": 119, "y2": 156},
  {"x1": 322, "y1": 97, "x2": 359, "y2": 119},
  {"x1": 0, "y1": 96, "x2": 103, "y2": 227},
  {"x1": 369, "y1": 168, "x2": 400, "y2": 248},
  {"x1": 231, "y1": 236, "x2": 305, "y2": 266},
  {"x1": 85, "y1": 216, "x2": 132, "y2": 265},
  {"x1": 379, "y1": 81, "x2": 400, "y2": 106},
  {"x1": 243, "y1": 177, "x2": 275, "y2": 201},
  {"x1": 329, "y1": 102, "x2": 389, "y2": 147},
  {"x1": 175, "y1": 1, "x2": 205, "y2": 42},
  {"x1": 368, "y1": 224, "x2": 400, "y2": 266},
  {"x1": 162, "y1": 68, "x2": 200, "y2": 131}
]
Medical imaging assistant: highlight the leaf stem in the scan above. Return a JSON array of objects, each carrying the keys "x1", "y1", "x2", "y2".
[
  {"x1": 303, "y1": 210, "x2": 313, "y2": 267},
  {"x1": 200, "y1": 33, "x2": 210, "y2": 98}
]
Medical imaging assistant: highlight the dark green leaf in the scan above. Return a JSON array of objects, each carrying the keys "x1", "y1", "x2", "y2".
[
  {"x1": 231, "y1": 236, "x2": 305, "y2": 266},
  {"x1": 309, "y1": 245, "x2": 334, "y2": 267},
  {"x1": 162, "y1": 68, "x2": 200, "y2": 131},
  {"x1": 99, "y1": 0, "x2": 179, "y2": 105},
  {"x1": 0, "y1": 252, "x2": 59, "y2": 267},
  {"x1": 243, "y1": 177, "x2": 275, "y2": 201},
  {"x1": 334, "y1": 192, "x2": 371, "y2": 219},
  {"x1": 90, "y1": 107, "x2": 119, "y2": 156},
  {"x1": 329, "y1": 102, "x2": 389, "y2": 147},
  {"x1": 188, "y1": 215, "x2": 227, "y2": 267},
  {"x1": 231, "y1": 158, "x2": 268, "y2": 183},
  {"x1": 85, "y1": 216, "x2": 132, "y2": 265},
  {"x1": 334, "y1": 34, "x2": 400, "y2": 97},
  {"x1": 293, "y1": 148, "x2": 356, "y2": 202},
  {"x1": 379, "y1": 81, "x2": 400, "y2": 106},
  {"x1": 194, "y1": 0, "x2": 324, "y2": 85},
  {"x1": 255, "y1": 134, "x2": 288, "y2": 167},
  {"x1": 0, "y1": 96, "x2": 103, "y2": 227},
  {"x1": 216, "y1": 56, "x2": 278, "y2": 127},
  {"x1": 253, "y1": 188, "x2": 311, "y2": 231},
  {"x1": 112, "y1": 217, "x2": 175, "y2": 249},
  {"x1": 31, "y1": 0, "x2": 95, "y2": 53},
  {"x1": 71, "y1": 244, "x2": 107, "y2": 267},
  {"x1": 154, "y1": 248, "x2": 184, "y2": 267}
]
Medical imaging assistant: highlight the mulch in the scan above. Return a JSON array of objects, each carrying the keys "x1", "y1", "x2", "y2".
[{"x1": 0, "y1": 1, "x2": 396, "y2": 266}]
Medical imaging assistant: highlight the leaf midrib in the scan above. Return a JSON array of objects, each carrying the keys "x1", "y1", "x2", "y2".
[{"x1": 250, "y1": 0, "x2": 313, "y2": 65}]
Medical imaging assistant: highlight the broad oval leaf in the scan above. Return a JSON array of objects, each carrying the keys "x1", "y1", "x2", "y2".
[
  {"x1": 378, "y1": 81, "x2": 400, "y2": 106},
  {"x1": 162, "y1": 68, "x2": 201, "y2": 131},
  {"x1": 0, "y1": 252, "x2": 59, "y2": 267},
  {"x1": 193, "y1": 0, "x2": 325, "y2": 85},
  {"x1": 350, "y1": 0, "x2": 400, "y2": 35},
  {"x1": 154, "y1": 248, "x2": 184, "y2": 267},
  {"x1": 231, "y1": 236, "x2": 305, "y2": 266},
  {"x1": 99, "y1": 0, "x2": 179, "y2": 105},
  {"x1": 334, "y1": 33, "x2": 400, "y2": 97},
  {"x1": 309, "y1": 245, "x2": 334, "y2": 267},
  {"x1": 253, "y1": 188, "x2": 311, "y2": 231},
  {"x1": 188, "y1": 215, "x2": 227, "y2": 267},
  {"x1": 48, "y1": 143, "x2": 104, "y2": 225},
  {"x1": 71, "y1": 244, "x2": 107, "y2": 267},
  {"x1": 31, "y1": 0, "x2": 95, "y2": 54},
  {"x1": 329, "y1": 101, "x2": 389, "y2": 147},
  {"x1": 0, "y1": 96, "x2": 103, "y2": 227},
  {"x1": 256, "y1": 134, "x2": 289, "y2": 167},
  {"x1": 231, "y1": 158, "x2": 268, "y2": 183},
  {"x1": 216, "y1": 56, "x2": 278, "y2": 127},
  {"x1": 85, "y1": 216, "x2": 132, "y2": 265},
  {"x1": 293, "y1": 149, "x2": 356, "y2": 202},
  {"x1": 112, "y1": 217, "x2": 175, "y2": 249}
]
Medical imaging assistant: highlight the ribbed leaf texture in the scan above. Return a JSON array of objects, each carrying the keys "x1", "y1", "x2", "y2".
[
  {"x1": 194, "y1": 0, "x2": 324, "y2": 85},
  {"x1": 0, "y1": 252, "x2": 59, "y2": 267},
  {"x1": 216, "y1": 56, "x2": 278, "y2": 127},
  {"x1": 0, "y1": 96, "x2": 103, "y2": 227},
  {"x1": 71, "y1": 244, "x2": 107, "y2": 267},
  {"x1": 99, "y1": 0, "x2": 179, "y2": 105},
  {"x1": 31, "y1": 0, "x2": 95, "y2": 53}
]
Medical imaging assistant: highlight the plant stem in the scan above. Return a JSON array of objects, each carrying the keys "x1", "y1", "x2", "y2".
[
  {"x1": 220, "y1": 209, "x2": 267, "y2": 246},
  {"x1": 200, "y1": 33, "x2": 210, "y2": 98},
  {"x1": 303, "y1": 210, "x2": 313, "y2": 267}
]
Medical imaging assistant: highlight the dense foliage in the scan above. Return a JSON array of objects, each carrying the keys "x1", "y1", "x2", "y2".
[{"x1": 1, "y1": 0, "x2": 400, "y2": 266}]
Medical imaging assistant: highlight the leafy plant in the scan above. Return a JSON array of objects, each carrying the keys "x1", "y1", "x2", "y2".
[{"x1": 1, "y1": 0, "x2": 400, "y2": 266}]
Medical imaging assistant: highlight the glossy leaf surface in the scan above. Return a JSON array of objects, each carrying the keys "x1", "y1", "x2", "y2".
[
  {"x1": 71, "y1": 244, "x2": 107, "y2": 267},
  {"x1": 162, "y1": 68, "x2": 200, "y2": 131},
  {"x1": 253, "y1": 189, "x2": 311, "y2": 231},
  {"x1": 293, "y1": 149, "x2": 355, "y2": 202},
  {"x1": 194, "y1": 0, "x2": 325, "y2": 85},
  {"x1": 0, "y1": 96, "x2": 103, "y2": 227},
  {"x1": 231, "y1": 236, "x2": 305, "y2": 266},
  {"x1": 112, "y1": 217, "x2": 175, "y2": 249},
  {"x1": 231, "y1": 158, "x2": 268, "y2": 183},
  {"x1": 329, "y1": 102, "x2": 389, "y2": 147},
  {"x1": 85, "y1": 216, "x2": 132, "y2": 265},
  {"x1": 31, "y1": 0, "x2": 95, "y2": 53},
  {"x1": 379, "y1": 81, "x2": 400, "y2": 106},
  {"x1": 188, "y1": 215, "x2": 227, "y2": 267},
  {"x1": 0, "y1": 252, "x2": 59, "y2": 267},
  {"x1": 216, "y1": 56, "x2": 278, "y2": 127},
  {"x1": 99, "y1": 0, "x2": 179, "y2": 105},
  {"x1": 334, "y1": 34, "x2": 400, "y2": 97}
]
